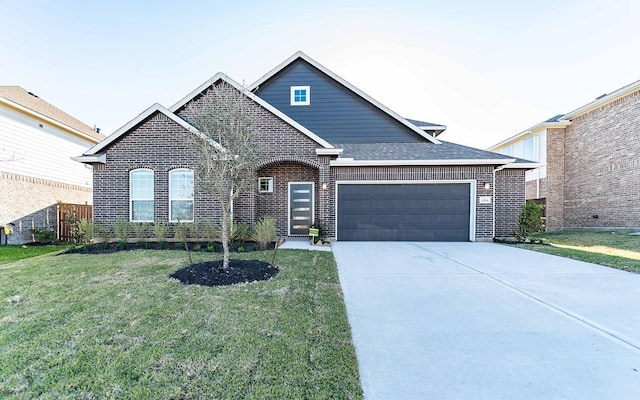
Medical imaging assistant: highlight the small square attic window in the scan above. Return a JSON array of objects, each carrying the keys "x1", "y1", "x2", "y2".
[{"x1": 290, "y1": 86, "x2": 310, "y2": 106}]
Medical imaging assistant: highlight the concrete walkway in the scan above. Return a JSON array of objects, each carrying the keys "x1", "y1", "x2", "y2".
[
  {"x1": 332, "y1": 242, "x2": 640, "y2": 400},
  {"x1": 277, "y1": 237, "x2": 332, "y2": 252}
]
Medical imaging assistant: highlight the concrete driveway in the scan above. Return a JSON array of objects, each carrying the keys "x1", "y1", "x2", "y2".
[{"x1": 332, "y1": 242, "x2": 640, "y2": 400}]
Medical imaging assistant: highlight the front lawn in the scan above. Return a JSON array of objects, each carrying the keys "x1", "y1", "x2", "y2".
[
  {"x1": 0, "y1": 244, "x2": 69, "y2": 264},
  {"x1": 0, "y1": 249, "x2": 362, "y2": 399},
  {"x1": 511, "y1": 230, "x2": 640, "y2": 273}
]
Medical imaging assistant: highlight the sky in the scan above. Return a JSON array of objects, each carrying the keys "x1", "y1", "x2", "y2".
[{"x1": 1, "y1": 0, "x2": 639, "y2": 149}]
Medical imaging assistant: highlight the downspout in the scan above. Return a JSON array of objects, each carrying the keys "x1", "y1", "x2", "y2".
[{"x1": 492, "y1": 165, "x2": 507, "y2": 238}]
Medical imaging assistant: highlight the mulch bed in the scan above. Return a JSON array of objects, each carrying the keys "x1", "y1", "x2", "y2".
[{"x1": 169, "y1": 259, "x2": 278, "y2": 287}]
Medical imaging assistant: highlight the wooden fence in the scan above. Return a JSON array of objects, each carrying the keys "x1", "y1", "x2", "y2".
[{"x1": 57, "y1": 203, "x2": 92, "y2": 242}]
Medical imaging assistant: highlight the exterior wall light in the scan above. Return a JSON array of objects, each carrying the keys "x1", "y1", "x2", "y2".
[
  {"x1": 483, "y1": 182, "x2": 491, "y2": 190},
  {"x1": 322, "y1": 182, "x2": 328, "y2": 190}
]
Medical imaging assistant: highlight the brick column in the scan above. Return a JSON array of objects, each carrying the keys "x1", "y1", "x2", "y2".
[{"x1": 545, "y1": 128, "x2": 566, "y2": 230}]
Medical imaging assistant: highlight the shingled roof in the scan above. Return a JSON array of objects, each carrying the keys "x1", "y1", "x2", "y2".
[
  {"x1": 0, "y1": 86, "x2": 103, "y2": 141},
  {"x1": 336, "y1": 141, "x2": 517, "y2": 161}
]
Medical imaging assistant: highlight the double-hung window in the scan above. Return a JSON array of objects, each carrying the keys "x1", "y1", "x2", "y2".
[
  {"x1": 130, "y1": 169, "x2": 154, "y2": 222},
  {"x1": 170, "y1": 168, "x2": 194, "y2": 222}
]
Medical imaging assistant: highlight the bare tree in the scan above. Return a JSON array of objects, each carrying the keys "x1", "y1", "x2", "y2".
[{"x1": 186, "y1": 81, "x2": 260, "y2": 270}]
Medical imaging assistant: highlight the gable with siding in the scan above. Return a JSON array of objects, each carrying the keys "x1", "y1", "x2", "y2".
[{"x1": 253, "y1": 58, "x2": 426, "y2": 144}]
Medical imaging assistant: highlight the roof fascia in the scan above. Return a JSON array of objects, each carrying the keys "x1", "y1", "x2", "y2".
[
  {"x1": 330, "y1": 158, "x2": 516, "y2": 167},
  {"x1": 0, "y1": 97, "x2": 102, "y2": 144},
  {"x1": 71, "y1": 153, "x2": 106, "y2": 164},
  {"x1": 503, "y1": 162, "x2": 542, "y2": 169},
  {"x1": 84, "y1": 103, "x2": 199, "y2": 155},
  {"x1": 562, "y1": 79, "x2": 640, "y2": 120},
  {"x1": 169, "y1": 73, "x2": 334, "y2": 149},
  {"x1": 487, "y1": 120, "x2": 571, "y2": 151},
  {"x1": 249, "y1": 51, "x2": 441, "y2": 145}
]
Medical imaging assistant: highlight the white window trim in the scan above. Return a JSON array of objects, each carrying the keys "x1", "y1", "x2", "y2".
[
  {"x1": 169, "y1": 168, "x2": 195, "y2": 223},
  {"x1": 290, "y1": 86, "x2": 310, "y2": 106},
  {"x1": 130, "y1": 168, "x2": 154, "y2": 222},
  {"x1": 258, "y1": 177, "x2": 274, "y2": 193}
]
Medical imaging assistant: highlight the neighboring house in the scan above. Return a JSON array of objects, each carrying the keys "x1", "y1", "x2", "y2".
[
  {"x1": 0, "y1": 86, "x2": 104, "y2": 244},
  {"x1": 75, "y1": 52, "x2": 534, "y2": 242},
  {"x1": 489, "y1": 79, "x2": 640, "y2": 231}
]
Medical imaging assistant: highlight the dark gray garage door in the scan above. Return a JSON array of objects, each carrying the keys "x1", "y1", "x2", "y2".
[{"x1": 337, "y1": 183, "x2": 471, "y2": 241}]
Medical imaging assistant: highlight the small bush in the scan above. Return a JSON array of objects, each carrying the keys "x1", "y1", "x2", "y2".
[
  {"x1": 517, "y1": 200, "x2": 545, "y2": 241},
  {"x1": 207, "y1": 243, "x2": 218, "y2": 252},
  {"x1": 174, "y1": 221, "x2": 189, "y2": 242},
  {"x1": 232, "y1": 222, "x2": 251, "y2": 242},
  {"x1": 153, "y1": 221, "x2": 169, "y2": 239},
  {"x1": 116, "y1": 241, "x2": 128, "y2": 251},
  {"x1": 199, "y1": 221, "x2": 219, "y2": 242},
  {"x1": 311, "y1": 220, "x2": 327, "y2": 243},
  {"x1": 132, "y1": 222, "x2": 149, "y2": 239},
  {"x1": 30, "y1": 227, "x2": 55, "y2": 244},
  {"x1": 114, "y1": 219, "x2": 130, "y2": 241},
  {"x1": 158, "y1": 240, "x2": 170, "y2": 250},
  {"x1": 193, "y1": 243, "x2": 202, "y2": 251},
  {"x1": 252, "y1": 217, "x2": 276, "y2": 250},
  {"x1": 93, "y1": 223, "x2": 112, "y2": 243},
  {"x1": 75, "y1": 219, "x2": 94, "y2": 244}
]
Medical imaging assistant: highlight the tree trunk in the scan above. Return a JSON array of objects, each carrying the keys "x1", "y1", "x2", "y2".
[{"x1": 221, "y1": 210, "x2": 230, "y2": 270}]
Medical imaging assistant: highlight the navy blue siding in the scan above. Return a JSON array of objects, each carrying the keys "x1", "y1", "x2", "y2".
[{"x1": 254, "y1": 59, "x2": 424, "y2": 144}]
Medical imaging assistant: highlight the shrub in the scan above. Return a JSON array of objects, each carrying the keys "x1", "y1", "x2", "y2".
[
  {"x1": 232, "y1": 222, "x2": 251, "y2": 242},
  {"x1": 116, "y1": 241, "x2": 128, "y2": 251},
  {"x1": 199, "y1": 221, "x2": 219, "y2": 242},
  {"x1": 517, "y1": 200, "x2": 545, "y2": 241},
  {"x1": 252, "y1": 217, "x2": 276, "y2": 250},
  {"x1": 114, "y1": 219, "x2": 130, "y2": 241},
  {"x1": 310, "y1": 220, "x2": 327, "y2": 243},
  {"x1": 75, "y1": 219, "x2": 94, "y2": 244},
  {"x1": 132, "y1": 222, "x2": 149, "y2": 239},
  {"x1": 158, "y1": 240, "x2": 170, "y2": 250},
  {"x1": 207, "y1": 243, "x2": 218, "y2": 252},
  {"x1": 93, "y1": 223, "x2": 112, "y2": 243},
  {"x1": 153, "y1": 221, "x2": 169, "y2": 239},
  {"x1": 30, "y1": 227, "x2": 55, "y2": 244}
]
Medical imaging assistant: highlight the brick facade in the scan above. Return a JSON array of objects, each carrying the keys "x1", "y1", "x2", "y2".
[
  {"x1": 543, "y1": 89, "x2": 640, "y2": 230},
  {"x1": 94, "y1": 82, "x2": 327, "y2": 237},
  {"x1": 91, "y1": 81, "x2": 526, "y2": 241},
  {"x1": 331, "y1": 165, "x2": 518, "y2": 241},
  {"x1": 495, "y1": 169, "x2": 526, "y2": 237},
  {"x1": 1, "y1": 172, "x2": 92, "y2": 244}
]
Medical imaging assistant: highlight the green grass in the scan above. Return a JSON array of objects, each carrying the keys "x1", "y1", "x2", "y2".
[
  {"x1": 0, "y1": 244, "x2": 70, "y2": 264},
  {"x1": 511, "y1": 230, "x2": 640, "y2": 273},
  {"x1": 0, "y1": 249, "x2": 362, "y2": 399}
]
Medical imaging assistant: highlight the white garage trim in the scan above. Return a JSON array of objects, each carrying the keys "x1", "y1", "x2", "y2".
[{"x1": 335, "y1": 180, "x2": 477, "y2": 241}]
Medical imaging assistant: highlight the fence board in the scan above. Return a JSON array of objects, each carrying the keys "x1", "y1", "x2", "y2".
[{"x1": 57, "y1": 203, "x2": 92, "y2": 242}]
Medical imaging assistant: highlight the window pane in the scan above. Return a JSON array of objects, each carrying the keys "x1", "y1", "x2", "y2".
[
  {"x1": 131, "y1": 169, "x2": 153, "y2": 200},
  {"x1": 171, "y1": 200, "x2": 194, "y2": 221},
  {"x1": 132, "y1": 200, "x2": 153, "y2": 221},
  {"x1": 170, "y1": 170, "x2": 194, "y2": 200}
]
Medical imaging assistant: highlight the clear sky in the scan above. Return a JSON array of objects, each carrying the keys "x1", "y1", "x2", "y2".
[{"x1": 1, "y1": 0, "x2": 638, "y2": 149}]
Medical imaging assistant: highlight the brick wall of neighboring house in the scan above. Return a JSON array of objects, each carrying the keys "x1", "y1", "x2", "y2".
[
  {"x1": 545, "y1": 127, "x2": 566, "y2": 230},
  {"x1": 331, "y1": 165, "x2": 505, "y2": 241},
  {"x1": 525, "y1": 177, "x2": 548, "y2": 201},
  {"x1": 562, "y1": 89, "x2": 640, "y2": 229},
  {"x1": 495, "y1": 169, "x2": 526, "y2": 237},
  {"x1": 0, "y1": 172, "x2": 91, "y2": 244}
]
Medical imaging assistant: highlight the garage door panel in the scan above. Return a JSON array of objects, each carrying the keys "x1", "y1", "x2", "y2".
[{"x1": 338, "y1": 183, "x2": 471, "y2": 241}]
